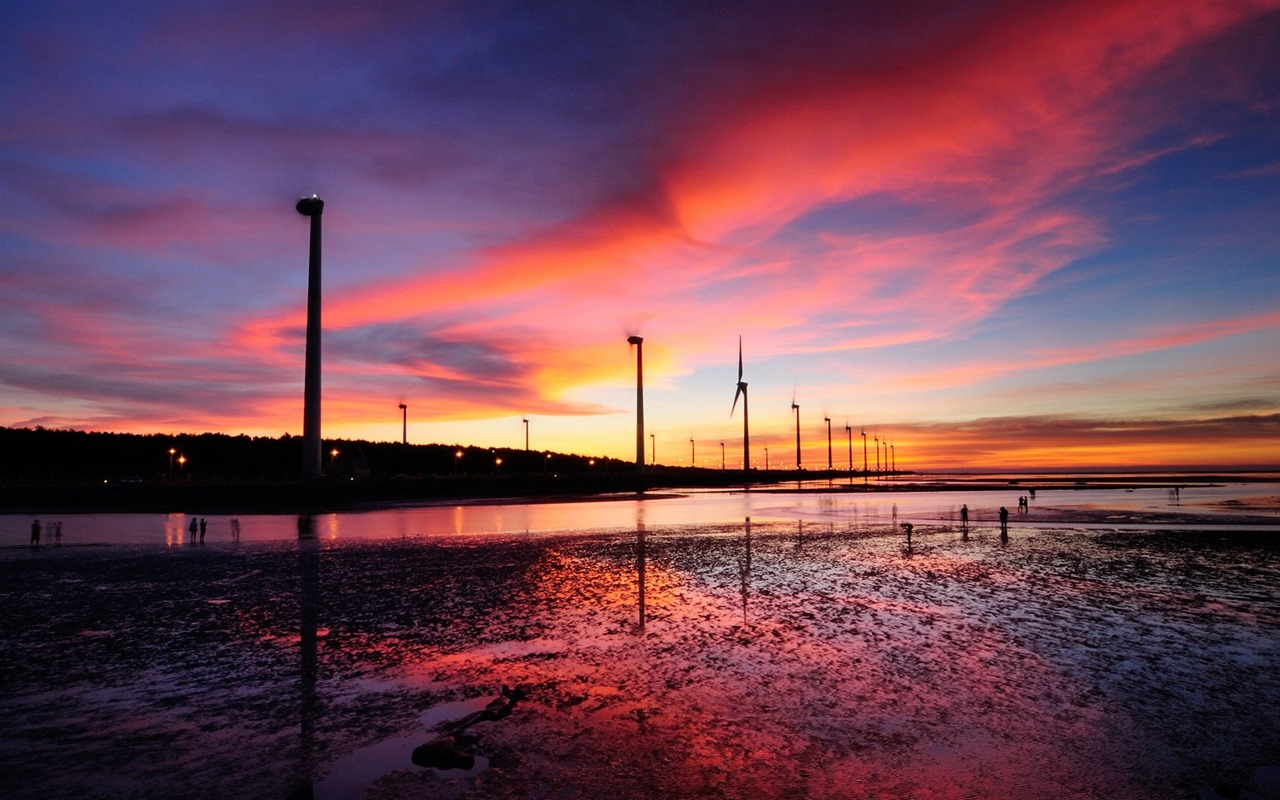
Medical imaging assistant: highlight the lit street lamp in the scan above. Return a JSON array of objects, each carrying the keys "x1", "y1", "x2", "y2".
[
  {"x1": 720, "y1": 442, "x2": 725, "y2": 471},
  {"x1": 168, "y1": 447, "x2": 176, "y2": 478},
  {"x1": 398, "y1": 403, "x2": 407, "y2": 445},
  {"x1": 454, "y1": 449, "x2": 463, "y2": 477},
  {"x1": 861, "y1": 429, "x2": 868, "y2": 484},
  {"x1": 824, "y1": 417, "x2": 832, "y2": 471},
  {"x1": 523, "y1": 418, "x2": 529, "y2": 451}
]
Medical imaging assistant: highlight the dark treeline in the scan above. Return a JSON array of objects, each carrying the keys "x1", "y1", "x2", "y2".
[{"x1": 0, "y1": 426, "x2": 629, "y2": 483}]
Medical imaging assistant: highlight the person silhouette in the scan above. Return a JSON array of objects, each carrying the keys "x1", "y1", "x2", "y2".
[
  {"x1": 199, "y1": 518, "x2": 207, "y2": 543},
  {"x1": 30, "y1": 519, "x2": 41, "y2": 547},
  {"x1": 189, "y1": 517, "x2": 198, "y2": 540},
  {"x1": 960, "y1": 504, "x2": 969, "y2": 530},
  {"x1": 999, "y1": 506, "x2": 1009, "y2": 539}
]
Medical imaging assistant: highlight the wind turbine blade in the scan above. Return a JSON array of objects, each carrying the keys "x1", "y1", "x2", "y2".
[
  {"x1": 737, "y1": 335, "x2": 743, "y2": 382},
  {"x1": 731, "y1": 384, "x2": 743, "y2": 417}
]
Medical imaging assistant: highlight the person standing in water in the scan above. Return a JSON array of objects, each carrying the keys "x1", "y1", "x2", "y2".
[
  {"x1": 30, "y1": 519, "x2": 41, "y2": 548},
  {"x1": 999, "y1": 506, "x2": 1009, "y2": 540}
]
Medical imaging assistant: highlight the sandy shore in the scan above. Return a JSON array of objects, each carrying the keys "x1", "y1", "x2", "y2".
[{"x1": 2, "y1": 512, "x2": 1278, "y2": 799}]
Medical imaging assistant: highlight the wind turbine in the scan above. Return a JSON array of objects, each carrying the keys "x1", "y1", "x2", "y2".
[{"x1": 731, "y1": 336, "x2": 750, "y2": 473}]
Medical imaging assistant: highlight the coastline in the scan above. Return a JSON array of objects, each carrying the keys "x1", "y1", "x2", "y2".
[
  {"x1": 3, "y1": 470, "x2": 1276, "y2": 515},
  {"x1": 2, "y1": 511, "x2": 1277, "y2": 799}
]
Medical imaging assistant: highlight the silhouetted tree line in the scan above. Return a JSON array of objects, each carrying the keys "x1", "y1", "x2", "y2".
[{"x1": 0, "y1": 426, "x2": 628, "y2": 483}]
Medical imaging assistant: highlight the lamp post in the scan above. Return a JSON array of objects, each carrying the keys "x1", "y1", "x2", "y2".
[
  {"x1": 875, "y1": 436, "x2": 880, "y2": 478},
  {"x1": 177, "y1": 454, "x2": 187, "y2": 478},
  {"x1": 398, "y1": 403, "x2": 407, "y2": 445},
  {"x1": 824, "y1": 417, "x2": 832, "y2": 471},
  {"x1": 523, "y1": 418, "x2": 529, "y2": 451},
  {"x1": 628, "y1": 335, "x2": 644, "y2": 473},
  {"x1": 690, "y1": 438, "x2": 695, "y2": 467},
  {"x1": 168, "y1": 447, "x2": 176, "y2": 478},
  {"x1": 296, "y1": 194, "x2": 324, "y2": 479},
  {"x1": 650, "y1": 433, "x2": 655, "y2": 467},
  {"x1": 861, "y1": 429, "x2": 868, "y2": 484},
  {"x1": 845, "y1": 425, "x2": 852, "y2": 474},
  {"x1": 720, "y1": 442, "x2": 725, "y2": 471},
  {"x1": 330, "y1": 448, "x2": 339, "y2": 465},
  {"x1": 792, "y1": 402, "x2": 801, "y2": 470},
  {"x1": 454, "y1": 449, "x2": 463, "y2": 477},
  {"x1": 891, "y1": 443, "x2": 896, "y2": 477},
  {"x1": 764, "y1": 447, "x2": 769, "y2": 471}
]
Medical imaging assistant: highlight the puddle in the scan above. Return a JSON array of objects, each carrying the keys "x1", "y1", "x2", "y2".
[{"x1": 313, "y1": 696, "x2": 494, "y2": 799}]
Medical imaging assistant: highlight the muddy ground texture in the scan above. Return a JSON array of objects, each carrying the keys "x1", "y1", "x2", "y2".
[{"x1": 2, "y1": 514, "x2": 1278, "y2": 799}]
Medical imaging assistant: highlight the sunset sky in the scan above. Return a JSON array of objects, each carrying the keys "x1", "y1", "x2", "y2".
[{"x1": 2, "y1": 1, "x2": 1278, "y2": 470}]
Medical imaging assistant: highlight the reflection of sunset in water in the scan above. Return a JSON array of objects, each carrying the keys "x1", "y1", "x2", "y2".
[{"x1": 3, "y1": 511, "x2": 1278, "y2": 798}]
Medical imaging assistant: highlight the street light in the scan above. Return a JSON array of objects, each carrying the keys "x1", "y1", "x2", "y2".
[
  {"x1": 792, "y1": 401, "x2": 801, "y2": 470},
  {"x1": 845, "y1": 425, "x2": 853, "y2": 474},
  {"x1": 523, "y1": 418, "x2": 529, "y2": 451},
  {"x1": 177, "y1": 454, "x2": 187, "y2": 478},
  {"x1": 824, "y1": 417, "x2": 832, "y2": 471},
  {"x1": 764, "y1": 447, "x2": 769, "y2": 471},
  {"x1": 330, "y1": 448, "x2": 339, "y2": 464},
  {"x1": 861, "y1": 429, "x2": 868, "y2": 484},
  {"x1": 650, "y1": 433, "x2": 655, "y2": 466},
  {"x1": 168, "y1": 447, "x2": 176, "y2": 478},
  {"x1": 720, "y1": 442, "x2": 725, "y2": 471},
  {"x1": 454, "y1": 449, "x2": 463, "y2": 477},
  {"x1": 398, "y1": 403, "x2": 407, "y2": 445},
  {"x1": 690, "y1": 438, "x2": 695, "y2": 467}
]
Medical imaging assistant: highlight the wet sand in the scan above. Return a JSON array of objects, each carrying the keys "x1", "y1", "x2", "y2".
[{"x1": 2, "y1": 511, "x2": 1278, "y2": 799}]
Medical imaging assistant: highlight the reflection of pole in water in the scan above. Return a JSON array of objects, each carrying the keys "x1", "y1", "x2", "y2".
[
  {"x1": 891, "y1": 503, "x2": 898, "y2": 533},
  {"x1": 742, "y1": 517, "x2": 747, "y2": 624},
  {"x1": 636, "y1": 515, "x2": 646, "y2": 633},
  {"x1": 295, "y1": 529, "x2": 320, "y2": 797}
]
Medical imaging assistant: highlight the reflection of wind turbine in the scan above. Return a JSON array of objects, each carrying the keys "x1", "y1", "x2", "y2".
[
  {"x1": 731, "y1": 336, "x2": 750, "y2": 474},
  {"x1": 739, "y1": 517, "x2": 752, "y2": 623}
]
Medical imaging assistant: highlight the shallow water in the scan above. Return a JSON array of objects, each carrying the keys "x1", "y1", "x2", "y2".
[
  {"x1": 3, "y1": 478, "x2": 1277, "y2": 547},
  {"x1": 1, "y1": 484, "x2": 1278, "y2": 799}
]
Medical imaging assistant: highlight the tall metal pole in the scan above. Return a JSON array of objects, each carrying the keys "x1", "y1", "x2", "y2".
[
  {"x1": 628, "y1": 336, "x2": 644, "y2": 472},
  {"x1": 845, "y1": 425, "x2": 852, "y2": 473},
  {"x1": 860, "y1": 427, "x2": 870, "y2": 483},
  {"x1": 297, "y1": 195, "x2": 324, "y2": 479},
  {"x1": 690, "y1": 439, "x2": 695, "y2": 467},
  {"x1": 399, "y1": 403, "x2": 407, "y2": 445},
  {"x1": 824, "y1": 417, "x2": 832, "y2": 471},
  {"x1": 523, "y1": 418, "x2": 529, "y2": 451},
  {"x1": 792, "y1": 402, "x2": 801, "y2": 470}
]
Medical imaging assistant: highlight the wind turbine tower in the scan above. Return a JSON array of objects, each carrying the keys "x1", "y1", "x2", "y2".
[
  {"x1": 628, "y1": 336, "x2": 645, "y2": 472},
  {"x1": 731, "y1": 336, "x2": 750, "y2": 474}
]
